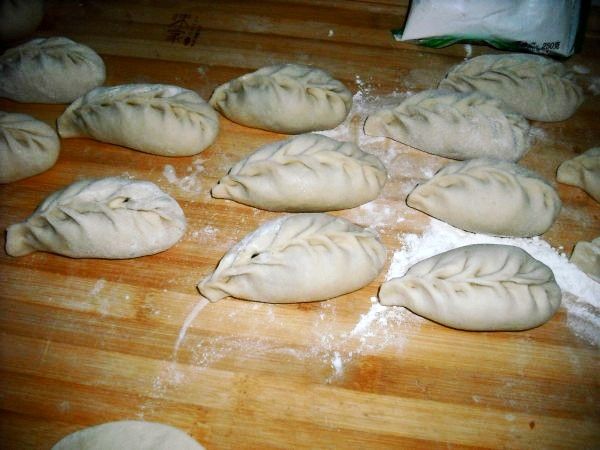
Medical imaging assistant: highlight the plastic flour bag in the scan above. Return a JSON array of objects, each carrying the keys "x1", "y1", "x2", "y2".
[{"x1": 394, "y1": 0, "x2": 584, "y2": 57}]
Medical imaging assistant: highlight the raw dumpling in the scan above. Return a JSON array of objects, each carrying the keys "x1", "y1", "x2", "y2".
[
  {"x1": 556, "y1": 147, "x2": 600, "y2": 203},
  {"x1": 6, "y1": 177, "x2": 186, "y2": 258},
  {"x1": 0, "y1": 37, "x2": 105, "y2": 103},
  {"x1": 379, "y1": 244, "x2": 562, "y2": 331},
  {"x1": 364, "y1": 89, "x2": 530, "y2": 161},
  {"x1": 0, "y1": 111, "x2": 59, "y2": 183},
  {"x1": 570, "y1": 237, "x2": 600, "y2": 283},
  {"x1": 209, "y1": 63, "x2": 353, "y2": 133},
  {"x1": 198, "y1": 213, "x2": 386, "y2": 303},
  {"x1": 407, "y1": 158, "x2": 561, "y2": 237},
  {"x1": 58, "y1": 84, "x2": 219, "y2": 156},
  {"x1": 0, "y1": 0, "x2": 43, "y2": 42},
  {"x1": 438, "y1": 53, "x2": 583, "y2": 122},
  {"x1": 212, "y1": 133, "x2": 387, "y2": 211},
  {"x1": 52, "y1": 420, "x2": 205, "y2": 450}
]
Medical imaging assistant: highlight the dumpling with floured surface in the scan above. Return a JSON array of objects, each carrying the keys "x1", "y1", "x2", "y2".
[
  {"x1": 209, "y1": 63, "x2": 352, "y2": 133},
  {"x1": 0, "y1": 37, "x2": 105, "y2": 103},
  {"x1": 212, "y1": 133, "x2": 387, "y2": 211},
  {"x1": 439, "y1": 53, "x2": 583, "y2": 122},
  {"x1": 58, "y1": 84, "x2": 219, "y2": 156},
  {"x1": 0, "y1": 111, "x2": 60, "y2": 183},
  {"x1": 407, "y1": 158, "x2": 561, "y2": 237},
  {"x1": 6, "y1": 177, "x2": 186, "y2": 259},
  {"x1": 379, "y1": 244, "x2": 562, "y2": 331},
  {"x1": 198, "y1": 213, "x2": 386, "y2": 303},
  {"x1": 364, "y1": 89, "x2": 531, "y2": 161}
]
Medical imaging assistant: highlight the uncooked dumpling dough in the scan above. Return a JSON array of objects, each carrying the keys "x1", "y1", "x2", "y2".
[
  {"x1": 6, "y1": 177, "x2": 186, "y2": 258},
  {"x1": 198, "y1": 213, "x2": 386, "y2": 303},
  {"x1": 212, "y1": 133, "x2": 387, "y2": 211},
  {"x1": 0, "y1": 37, "x2": 105, "y2": 103},
  {"x1": 407, "y1": 158, "x2": 561, "y2": 237},
  {"x1": 379, "y1": 244, "x2": 562, "y2": 331},
  {"x1": 0, "y1": 0, "x2": 43, "y2": 42},
  {"x1": 570, "y1": 237, "x2": 600, "y2": 283},
  {"x1": 51, "y1": 420, "x2": 205, "y2": 450},
  {"x1": 557, "y1": 147, "x2": 600, "y2": 203},
  {"x1": 439, "y1": 53, "x2": 583, "y2": 122},
  {"x1": 58, "y1": 84, "x2": 219, "y2": 156},
  {"x1": 209, "y1": 63, "x2": 353, "y2": 133},
  {"x1": 0, "y1": 111, "x2": 59, "y2": 183},
  {"x1": 364, "y1": 89, "x2": 530, "y2": 161}
]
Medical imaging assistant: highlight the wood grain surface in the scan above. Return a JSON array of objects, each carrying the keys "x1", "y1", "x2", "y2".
[{"x1": 1, "y1": 1, "x2": 599, "y2": 449}]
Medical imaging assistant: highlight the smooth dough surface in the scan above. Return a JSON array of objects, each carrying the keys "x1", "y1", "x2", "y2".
[
  {"x1": 212, "y1": 133, "x2": 387, "y2": 211},
  {"x1": 51, "y1": 420, "x2": 205, "y2": 450},
  {"x1": 439, "y1": 53, "x2": 583, "y2": 122},
  {"x1": 0, "y1": 36, "x2": 105, "y2": 103},
  {"x1": 0, "y1": 111, "x2": 60, "y2": 183},
  {"x1": 0, "y1": 0, "x2": 43, "y2": 42},
  {"x1": 209, "y1": 63, "x2": 353, "y2": 133},
  {"x1": 198, "y1": 213, "x2": 386, "y2": 303},
  {"x1": 58, "y1": 84, "x2": 219, "y2": 156},
  {"x1": 570, "y1": 237, "x2": 600, "y2": 283},
  {"x1": 407, "y1": 158, "x2": 561, "y2": 237},
  {"x1": 6, "y1": 177, "x2": 186, "y2": 258},
  {"x1": 364, "y1": 89, "x2": 530, "y2": 161},
  {"x1": 379, "y1": 244, "x2": 562, "y2": 331},
  {"x1": 557, "y1": 147, "x2": 600, "y2": 203}
]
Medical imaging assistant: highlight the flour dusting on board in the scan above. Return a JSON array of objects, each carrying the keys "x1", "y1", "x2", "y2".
[
  {"x1": 387, "y1": 219, "x2": 600, "y2": 346},
  {"x1": 161, "y1": 158, "x2": 206, "y2": 193}
]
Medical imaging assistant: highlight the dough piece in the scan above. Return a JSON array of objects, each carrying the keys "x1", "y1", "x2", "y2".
[
  {"x1": 570, "y1": 237, "x2": 600, "y2": 283},
  {"x1": 209, "y1": 63, "x2": 352, "y2": 133},
  {"x1": 407, "y1": 158, "x2": 561, "y2": 237},
  {"x1": 0, "y1": 37, "x2": 105, "y2": 103},
  {"x1": 439, "y1": 53, "x2": 583, "y2": 122},
  {"x1": 364, "y1": 89, "x2": 530, "y2": 161},
  {"x1": 379, "y1": 244, "x2": 562, "y2": 331},
  {"x1": 556, "y1": 147, "x2": 600, "y2": 203},
  {"x1": 198, "y1": 213, "x2": 386, "y2": 303},
  {"x1": 6, "y1": 177, "x2": 186, "y2": 258},
  {"x1": 52, "y1": 420, "x2": 205, "y2": 450},
  {"x1": 212, "y1": 133, "x2": 387, "y2": 211},
  {"x1": 58, "y1": 84, "x2": 219, "y2": 156},
  {"x1": 0, "y1": 0, "x2": 43, "y2": 42},
  {"x1": 0, "y1": 111, "x2": 59, "y2": 183}
]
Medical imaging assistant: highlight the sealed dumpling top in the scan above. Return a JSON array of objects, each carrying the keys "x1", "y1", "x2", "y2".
[
  {"x1": 198, "y1": 213, "x2": 386, "y2": 303},
  {"x1": 0, "y1": 37, "x2": 106, "y2": 103},
  {"x1": 439, "y1": 53, "x2": 583, "y2": 122},
  {"x1": 58, "y1": 84, "x2": 219, "y2": 156},
  {"x1": 364, "y1": 89, "x2": 531, "y2": 161},
  {"x1": 0, "y1": 111, "x2": 60, "y2": 183},
  {"x1": 209, "y1": 63, "x2": 353, "y2": 133},
  {"x1": 212, "y1": 133, "x2": 387, "y2": 211},
  {"x1": 6, "y1": 177, "x2": 186, "y2": 258},
  {"x1": 379, "y1": 244, "x2": 562, "y2": 331},
  {"x1": 407, "y1": 158, "x2": 561, "y2": 237}
]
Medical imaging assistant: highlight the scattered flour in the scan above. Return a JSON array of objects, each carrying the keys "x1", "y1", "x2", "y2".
[
  {"x1": 387, "y1": 219, "x2": 600, "y2": 346},
  {"x1": 162, "y1": 159, "x2": 206, "y2": 193},
  {"x1": 90, "y1": 278, "x2": 106, "y2": 296}
]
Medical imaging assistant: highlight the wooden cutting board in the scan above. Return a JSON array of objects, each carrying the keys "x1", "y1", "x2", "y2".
[{"x1": 1, "y1": 1, "x2": 599, "y2": 449}]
